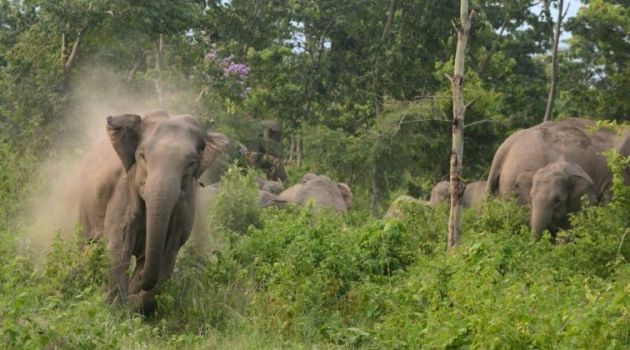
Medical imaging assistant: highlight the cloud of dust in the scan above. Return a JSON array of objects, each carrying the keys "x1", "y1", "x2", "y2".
[{"x1": 19, "y1": 64, "x2": 198, "y2": 260}]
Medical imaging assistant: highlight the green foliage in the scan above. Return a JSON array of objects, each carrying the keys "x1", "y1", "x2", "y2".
[
  {"x1": 209, "y1": 165, "x2": 262, "y2": 236},
  {"x1": 1, "y1": 0, "x2": 630, "y2": 348}
]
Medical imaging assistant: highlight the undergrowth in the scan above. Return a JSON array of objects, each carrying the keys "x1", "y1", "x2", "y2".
[{"x1": 1, "y1": 155, "x2": 629, "y2": 349}]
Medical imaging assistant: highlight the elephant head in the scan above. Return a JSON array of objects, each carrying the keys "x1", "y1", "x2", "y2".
[
  {"x1": 530, "y1": 160, "x2": 596, "y2": 240},
  {"x1": 429, "y1": 181, "x2": 450, "y2": 206},
  {"x1": 337, "y1": 183, "x2": 353, "y2": 210},
  {"x1": 106, "y1": 110, "x2": 228, "y2": 293}
]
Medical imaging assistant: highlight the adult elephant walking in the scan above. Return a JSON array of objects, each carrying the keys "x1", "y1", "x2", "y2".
[
  {"x1": 487, "y1": 118, "x2": 630, "y2": 238},
  {"x1": 78, "y1": 110, "x2": 228, "y2": 314}
]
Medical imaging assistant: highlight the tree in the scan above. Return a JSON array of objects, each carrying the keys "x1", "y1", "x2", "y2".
[
  {"x1": 447, "y1": 0, "x2": 474, "y2": 250},
  {"x1": 543, "y1": 0, "x2": 567, "y2": 122},
  {"x1": 561, "y1": 0, "x2": 630, "y2": 121}
]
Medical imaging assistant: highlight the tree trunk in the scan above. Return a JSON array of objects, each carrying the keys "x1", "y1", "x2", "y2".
[
  {"x1": 155, "y1": 34, "x2": 164, "y2": 107},
  {"x1": 370, "y1": 162, "x2": 383, "y2": 217},
  {"x1": 127, "y1": 52, "x2": 144, "y2": 82},
  {"x1": 543, "y1": 0, "x2": 564, "y2": 122},
  {"x1": 447, "y1": 0, "x2": 474, "y2": 251},
  {"x1": 296, "y1": 135, "x2": 302, "y2": 167}
]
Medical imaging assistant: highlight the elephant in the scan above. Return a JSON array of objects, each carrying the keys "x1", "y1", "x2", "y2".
[
  {"x1": 277, "y1": 173, "x2": 353, "y2": 213},
  {"x1": 529, "y1": 160, "x2": 596, "y2": 239},
  {"x1": 255, "y1": 177, "x2": 284, "y2": 195},
  {"x1": 429, "y1": 181, "x2": 450, "y2": 206},
  {"x1": 487, "y1": 118, "x2": 630, "y2": 238},
  {"x1": 384, "y1": 195, "x2": 430, "y2": 219},
  {"x1": 199, "y1": 119, "x2": 287, "y2": 184},
  {"x1": 462, "y1": 180, "x2": 487, "y2": 208},
  {"x1": 200, "y1": 139, "x2": 248, "y2": 185},
  {"x1": 244, "y1": 151, "x2": 287, "y2": 181},
  {"x1": 258, "y1": 190, "x2": 286, "y2": 208},
  {"x1": 429, "y1": 180, "x2": 487, "y2": 208},
  {"x1": 78, "y1": 110, "x2": 229, "y2": 314}
]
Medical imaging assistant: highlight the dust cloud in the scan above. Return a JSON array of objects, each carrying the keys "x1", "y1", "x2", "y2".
[{"x1": 19, "y1": 64, "x2": 198, "y2": 260}]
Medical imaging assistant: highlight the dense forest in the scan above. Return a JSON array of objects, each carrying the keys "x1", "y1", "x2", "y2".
[{"x1": 1, "y1": 0, "x2": 630, "y2": 348}]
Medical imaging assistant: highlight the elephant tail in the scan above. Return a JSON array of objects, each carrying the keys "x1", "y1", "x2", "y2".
[{"x1": 487, "y1": 166, "x2": 500, "y2": 197}]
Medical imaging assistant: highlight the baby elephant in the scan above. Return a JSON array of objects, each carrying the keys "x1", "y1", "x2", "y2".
[
  {"x1": 429, "y1": 180, "x2": 487, "y2": 208},
  {"x1": 277, "y1": 173, "x2": 352, "y2": 213},
  {"x1": 530, "y1": 160, "x2": 596, "y2": 239}
]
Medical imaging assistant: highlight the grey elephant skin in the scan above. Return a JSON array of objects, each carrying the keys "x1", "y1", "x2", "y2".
[
  {"x1": 78, "y1": 110, "x2": 228, "y2": 314},
  {"x1": 487, "y1": 118, "x2": 630, "y2": 238},
  {"x1": 429, "y1": 180, "x2": 487, "y2": 208},
  {"x1": 277, "y1": 173, "x2": 352, "y2": 213}
]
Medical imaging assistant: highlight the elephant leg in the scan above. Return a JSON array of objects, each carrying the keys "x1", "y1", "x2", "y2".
[
  {"x1": 128, "y1": 256, "x2": 145, "y2": 294},
  {"x1": 106, "y1": 241, "x2": 132, "y2": 304},
  {"x1": 105, "y1": 220, "x2": 138, "y2": 304},
  {"x1": 126, "y1": 235, "x2": 182, "y2": 315}
]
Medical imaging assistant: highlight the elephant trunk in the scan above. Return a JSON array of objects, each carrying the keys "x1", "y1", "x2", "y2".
[
  {"x1": 142, "y1": 174, "x2": 180, "y2": 292},
  {"x1": 530, "y1": 205, "x2": 553, "y2": 241}
]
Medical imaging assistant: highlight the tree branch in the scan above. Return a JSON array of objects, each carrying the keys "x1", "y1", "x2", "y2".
[
  {"x1": 63, "y1": 2, "x2": 92, "y2": 72},
  {"x1": 380, "y1": 0, "x2": 397, "y2": 44},
  {"x1": 127, "y1": 53, "x2": 144, "y2": 82},
  {"x1": 155, "y1": 34, "x2": 164, "y2": 107}
]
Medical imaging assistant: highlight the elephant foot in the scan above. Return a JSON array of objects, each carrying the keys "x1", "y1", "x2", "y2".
[
  {"x1": 128, "y1": 290, "x2": 157, "y2": 316},
  {"x1": 106, "y1": 286, "x2": 128, "y2": 306}
]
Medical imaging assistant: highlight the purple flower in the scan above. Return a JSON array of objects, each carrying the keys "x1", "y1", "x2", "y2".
[{"x1": 223, "y1": 63, "x2": 250, "y2": 77}]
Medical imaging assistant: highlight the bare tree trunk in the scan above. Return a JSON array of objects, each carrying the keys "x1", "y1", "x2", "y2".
[
  {"x1": 543, "y1": 0, "x2": 565, "y2": 122},
  {"x1": 370, "y1": 163, "x2": 382, "y2": 217},
  {"x1": 447, "y1": 0, "x2": 474, "y2": 251},
  {"x1": 60, "y1": 24, "x2": 67, "y2": 63},
  {"x1": 296, "y1": 136, "x2": 302, "y2": 167},
  {"x1": 288, "y1": 136, "x2": 296, "y2": 164},
  {"x1": 64, "y1": 32, "x2": 83, "y2": 71},
  {"x1": 155, "y1": 34, "x2": 164, "y2": 107},
  {"x1": 127, "y1": 53, "x2": 144, "y2": 82},
  {"x1": 63, "y1": 3, "x2": 92, "y2": 72}
]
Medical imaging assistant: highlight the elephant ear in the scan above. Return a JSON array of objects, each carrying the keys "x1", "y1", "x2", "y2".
[
  {"x1": 106, "y1": 114, "x2": 142, "y2": 172},
  {"x1": 565, "y1": 162, "x2": 595, "y2": 205},
  {"x1": 197, "y1": 131, "x2": 230, "y2": 178},
  {"x1": 337, "y1": 183, "x2": 353, "y2": 210}
]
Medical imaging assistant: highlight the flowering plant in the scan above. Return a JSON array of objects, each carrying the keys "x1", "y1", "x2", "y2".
[{"x1": 204, "y1": 48, "x2": 251, "y2": 101}]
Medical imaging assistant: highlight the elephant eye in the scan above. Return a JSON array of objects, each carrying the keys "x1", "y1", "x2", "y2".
[
  {"x1": 138, "y1": 151, "x2": 145, "y2": 160},
  {"x1": 188, "y1": 160, "x2": 196, "y2": 169}
]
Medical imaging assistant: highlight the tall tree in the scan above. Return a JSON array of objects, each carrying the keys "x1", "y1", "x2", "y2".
[
  {"x1": 447, "y1": 0, "x2": 474, "y2": 250},
  {"x1": 543, "y1": 0, "x2": 567, "y2": 122}
]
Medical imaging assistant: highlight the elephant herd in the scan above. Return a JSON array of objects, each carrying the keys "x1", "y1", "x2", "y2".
[
  {"x1": 76, "y1": 111, "x2": 630, "y2": 315},
  {"x1": 392, "y1": 118, "x2": 630, "y2": 240}
]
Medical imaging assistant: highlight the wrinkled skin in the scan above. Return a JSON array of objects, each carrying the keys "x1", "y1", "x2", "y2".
[
  {"x1": 530, "y1": 160, "x2": 596, "y2": 239},
  {"x1": 78, "y1": 110, "x2": 228, "y2": 314},
  {"x1": 429, "y1": 180, "x2": 486, "y2": 208},
  {"x1": 487, "y1": 118, "x2": 630, "y2": 238},
  {"x1": 277, "y1": 173, "x2": 352, "y2": 213}
]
